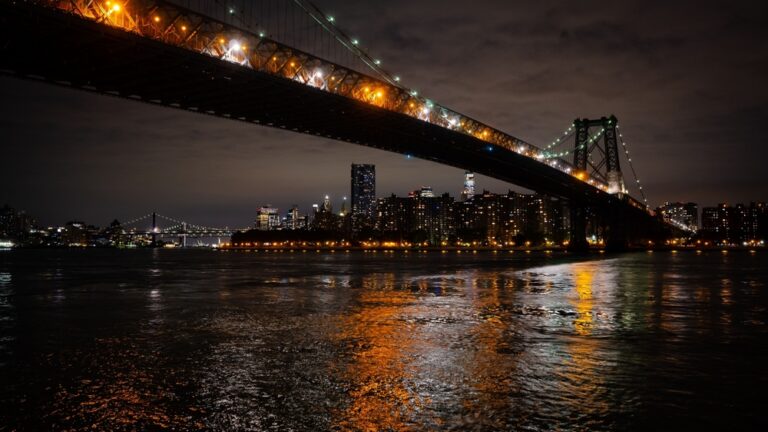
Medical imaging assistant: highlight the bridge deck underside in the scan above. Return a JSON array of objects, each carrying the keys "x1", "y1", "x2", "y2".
[{"x1": 1, "y1": 2, "x2": 649, "y2": 219}]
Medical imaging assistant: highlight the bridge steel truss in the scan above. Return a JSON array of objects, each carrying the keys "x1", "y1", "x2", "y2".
[{"x1": 0, "y1": 0, "x2": 672, "y2": 248}]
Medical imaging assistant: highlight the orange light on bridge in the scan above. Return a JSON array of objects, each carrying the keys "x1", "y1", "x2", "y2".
[
  {"x1": 154, "y1": 16, "x2": 160, "y2": 22},
  {"x1": 181, "y1": 25, "x2": 187, "y2": 31}
]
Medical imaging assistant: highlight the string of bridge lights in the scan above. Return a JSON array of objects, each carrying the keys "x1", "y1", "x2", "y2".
[
  {"x1": 120, "y1": 213, "x2": 153, "y2": 226},
  {"x1": 543, "y1": 124, "x2": 575, "y2": 152},
  {"x1": 318, "y1": 11, "x2": 404, "y2": 87},
  {"x1": 212, "y1": 2, "x2": 400, "y2": 85},
  {"x1": 616, "y1": 124, "x2": 648, "y2": 205},
  {"x1": 153, "y1": 213, "x2": 231, "y2": 232},
  {"x1": 543, "y1": 127, "x2": 605, "y2": 159}
]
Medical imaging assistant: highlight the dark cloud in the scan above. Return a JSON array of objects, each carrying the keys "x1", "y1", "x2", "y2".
[{"x1": 1, "y1": 0, "x2": 767, "y2": 227}]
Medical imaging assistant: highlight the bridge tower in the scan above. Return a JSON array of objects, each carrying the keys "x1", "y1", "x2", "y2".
[
  {"x1": 151, "y1": 211, "x2": 158, "y2": 247},
  {"x1": 180, "y1": 222, "x2": 187, "y2": 248},
  {"x1": 573, "y1": 115, "x2": 624, "y2": 195},
  {"x1": 570, "y1": 115, "x2": 627, "y2": 251}
]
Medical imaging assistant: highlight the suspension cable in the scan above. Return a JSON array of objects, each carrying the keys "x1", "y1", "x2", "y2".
[
  {"x1": 120, "y1": 213, "x2": 152, "y2": 226},
  {"x1": 616, "y1": 123, "x2": 648, "y2": 206}
]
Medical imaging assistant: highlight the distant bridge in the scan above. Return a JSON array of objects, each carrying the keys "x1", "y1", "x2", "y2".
[
  {"x1": 0, "y1": 0, "x2": 677, "y2": 248},
  {"x1": 120, "y1": 212, "x2": 237, "y2": 245}
]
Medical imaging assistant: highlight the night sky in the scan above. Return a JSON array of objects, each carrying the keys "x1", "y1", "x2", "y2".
[{"x1": 2, "y1": 0, "x2": 767, "y2": 228}]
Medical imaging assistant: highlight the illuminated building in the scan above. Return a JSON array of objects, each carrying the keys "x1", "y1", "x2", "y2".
[
  {"x1": 312, "y1": 195, "x2": 342, "y2": 232},
  {"x1": 461, "y1": 171, "x2": 475, "y2": 201},
  {"x1": 747, "y1": 202, "x2": 767, "y2": 242},
  {"x1": 255, "y1": 205, "x2": 280, "y2": 230},
  {"x1": 376, "y1": 192, "x2": 453, "y2": 244},
  {"x1": 700, "y1": 202, "x2": 766, "y2": 244},
  {"x1": 284, "y1": 205, "x2": 306, "y2": 230},
  {"x1": 376, "y1": 194, "x2": 413, "y2": 235},
  {"x1": 351, "y1": 164, "x2": 376, "y2": 231},
  {"x1": 418, "y1": 186, "x2": 434, "y2": 198},
  {"x1": 413, "y1": 192, "x2": 454, "y2": 244},
  {"x1": 322, "y1": 195, "x2": 333, "y2": 213},
  {"x1": 453, "y1": 191, "x2": 569, "y2": 244}
]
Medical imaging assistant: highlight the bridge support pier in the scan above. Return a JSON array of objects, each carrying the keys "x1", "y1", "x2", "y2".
[
  {"x1": 604, "y1": 205, "x2": 629, "y2": 251},
  {"x1": 568, "y1": 205, "x2": 589, "y2": 252}
]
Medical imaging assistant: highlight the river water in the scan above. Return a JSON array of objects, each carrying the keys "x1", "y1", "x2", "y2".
[{"x1": 0, "y1": 249, "x2": 766, "y2": 431}]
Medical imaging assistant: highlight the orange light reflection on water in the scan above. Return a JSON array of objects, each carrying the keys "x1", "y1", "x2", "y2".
[{"x1": 330, "y1": 273, "x2": 429, "y2": 430}]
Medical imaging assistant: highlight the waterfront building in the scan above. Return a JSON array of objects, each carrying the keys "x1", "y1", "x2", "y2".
[
  {"x1": 413, "y1": 192, "x2": 454, "y2": 244},
  {"x1": 0, "y1": 204, "x2": 36, "y2": 242},
  {"x1": 700, "y1": 202, "x2": 766, "y2": 245},
  {"x1": 452, "y1": 191, "x2": 568, "y2": 245},
  {"x1": 376, "y1": 194, "x2": 412, "y2": 235},
  {"x1": 376, "y1": 192, "x2": 453, "y2": 244},
  {"x1": 747, "y1": 202, "x2": 767, "y2": 242}
]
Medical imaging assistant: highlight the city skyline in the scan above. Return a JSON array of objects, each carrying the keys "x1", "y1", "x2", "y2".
[
  {"x1": 2, "y1": 163, "x2": 766, "y2": 229},
  {"x1": 2, "y1": 0, "x2": 767, "y2": 227}
]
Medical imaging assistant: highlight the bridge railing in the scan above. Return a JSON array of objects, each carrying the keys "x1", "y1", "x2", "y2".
[{"x1": 33, "y1": 0, "x2": 611, "y2": 192}]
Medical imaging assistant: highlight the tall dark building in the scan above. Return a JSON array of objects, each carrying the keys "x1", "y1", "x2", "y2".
[
  {"x1": 375, "y1": 192, "x2": 454, "y2": 244},
  {"x1": 351, "y1": 164, "x2": 376, "y2": 231},
  {"x1": 0, "y1": 204, "x2": 36, "y2": 242},
  {"x1": 700, "y1": 202, "x2": 766, "y2": 245}
]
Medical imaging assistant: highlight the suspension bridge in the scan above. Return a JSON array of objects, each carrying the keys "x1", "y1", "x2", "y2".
[
  {"x1": 0, "y1": 0, "x2": 678, "y2": 249},
  {"x1": 119, "y1": 212, "x2": 238, "y2": 246}
]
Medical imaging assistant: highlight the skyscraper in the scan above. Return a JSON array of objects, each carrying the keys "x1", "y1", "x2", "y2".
[
  {"x1": 255, "y1": 205, "x2": 280, "y2": 230},
  {"x1": 351, "y1": 164, "x2": 376, "y2": 230},
  {"x1": 461, "y1": 171, "x2": 475, "y2": 201}
]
